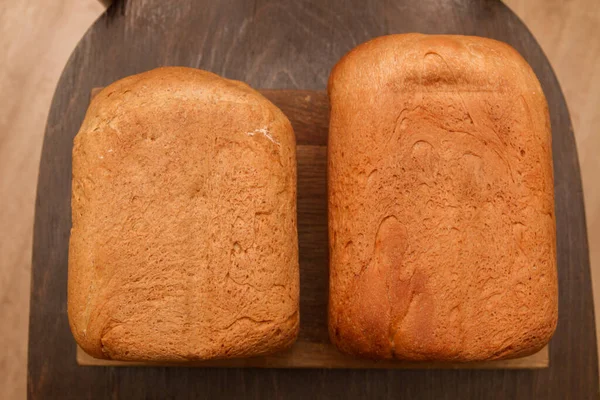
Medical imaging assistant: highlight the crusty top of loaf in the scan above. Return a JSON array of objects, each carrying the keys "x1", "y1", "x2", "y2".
[
  {"x1": 68, "y1": 67, "x2": 299, "y2": 360},
  {"x1": 328, "y1": 34, "x2": 557, "y2": 361}
]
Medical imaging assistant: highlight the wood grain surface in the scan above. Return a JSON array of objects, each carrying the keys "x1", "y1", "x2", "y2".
[
  {"x1": 77, "y1": 88, "x2": 548, "y2": 370},
  {"x1": 77, "y1": 342, "x2": 548, "y2": 369},
  {"x1": 28, "y1": 0, "x2": 598, "y2": 398}
]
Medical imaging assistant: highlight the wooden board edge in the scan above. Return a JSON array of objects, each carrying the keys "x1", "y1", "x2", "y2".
[{"x1": 77, "y1": 343, "x2": 548, "y2": 369}]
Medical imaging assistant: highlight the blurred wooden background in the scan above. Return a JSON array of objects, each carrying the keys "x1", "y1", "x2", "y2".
[{"x1": 0, "y1": 1, "x2": 598, "y2": 398}]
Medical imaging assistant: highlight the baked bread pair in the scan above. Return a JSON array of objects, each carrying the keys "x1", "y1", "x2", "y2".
[{"x1": 69, "y1": 34, "x2": 557, "y2": 363}]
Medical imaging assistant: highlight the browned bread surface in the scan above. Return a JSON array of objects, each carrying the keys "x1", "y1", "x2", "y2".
[
  {"x1": 327, "y1": 34, "x2": 557, "y2": 361},
  {"x1": 68, "y1": 67, "x2": 299, "y2": 361}
]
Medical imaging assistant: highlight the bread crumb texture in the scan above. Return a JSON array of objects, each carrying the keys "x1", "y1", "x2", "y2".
[
  {"x1": 68, "y1": 67, "x2": 299, "y2": 361},
  {"x1": 328, "y1": 34, "x2": 557, "y2": 361}
]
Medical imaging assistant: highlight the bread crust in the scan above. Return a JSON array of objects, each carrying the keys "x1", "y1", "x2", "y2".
[
  {"x1": 68, "y1": 67, "x2": 299, "y2": 361},
  {"x1": 328, "y1": 34, "x2": 557, "y2": 361}
]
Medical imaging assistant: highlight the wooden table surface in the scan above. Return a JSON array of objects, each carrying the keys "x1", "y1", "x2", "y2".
[{"x1": 27, "y1": 0, "x2": 599, "y2": 398}]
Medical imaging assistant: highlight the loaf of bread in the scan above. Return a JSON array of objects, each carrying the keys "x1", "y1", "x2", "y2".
[
  {"x1": 328, "y1": 34, "x2": 557, "y2": 361},
  {"x1": 68, "y1": 67, "x2": 299, "y2": 361}
]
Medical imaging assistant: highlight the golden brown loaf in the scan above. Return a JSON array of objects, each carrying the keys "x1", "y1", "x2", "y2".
[
  {"x1": 328, "y1": 34, "x2": 557, "y2": 361},
  {"x1": 68, "y1": 67, "x2": 299, "y2": 361}
]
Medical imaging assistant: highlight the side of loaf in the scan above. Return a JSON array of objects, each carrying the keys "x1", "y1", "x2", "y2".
[
  {"x1": 68, "y1": 67, "x2": 299, "y2": 361},
  {"x1": 328, "y1": 34, "x2": 557, "y2": 361}
]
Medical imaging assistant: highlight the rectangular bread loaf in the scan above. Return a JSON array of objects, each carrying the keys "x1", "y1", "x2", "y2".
[
  {"x1": 327, "y1": 34, "x2": 557, "y2": 361},
  {"x1": 68, "y1": 67, "x2": 299, "y2": 361}
]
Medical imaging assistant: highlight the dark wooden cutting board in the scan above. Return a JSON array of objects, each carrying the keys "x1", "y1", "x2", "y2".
[
  {"x1": 29, "y1": 0, "x2": 598, "y2": 398},
  {"x1": 76, "y1": 88, "x2": 548, "y2": 369}
]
